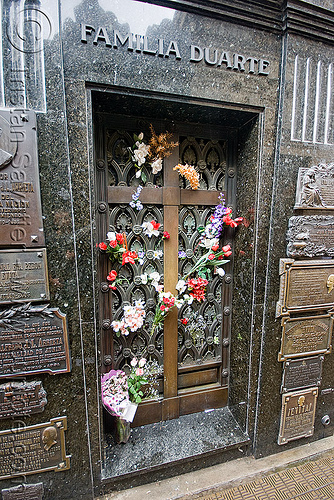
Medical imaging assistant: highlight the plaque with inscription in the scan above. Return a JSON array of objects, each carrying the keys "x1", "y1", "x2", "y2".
[
  {"x1": 0, "y1": 304, "x2": 71, "y2": 378},
  {"x1": 0, "y1": 110, "x2": 45, "y2": 247},
  {"x1": 278, "y1": 388, "x2": 318, "y2": 445},
  {"x1": 294, "y1": 163, "x2": 334, "y2": 210},
  {"x1": 0, "y1": 416, "x2": 70, "y2": 479},
  {"x1": 287, "y1": 215, "x2": 334, "y2": 258},
  {"x1": 279, "y1": 314, "x2": 333, "y2": 361},
  {"x1": 0, "y1": 380, "x2": 47, "y2": 419},
  {"x1": 0, "y1": 249, "x2": 49, "y2": 304},
  {"x1": 276, "y1": 259, "x2": 334, "y2": 316},
  {"x1": 281, "y1": 356, "x2": 323, "y2": 393},
  {"x1": 2, "y1": 483, "x2": 44, "y2": 500}
]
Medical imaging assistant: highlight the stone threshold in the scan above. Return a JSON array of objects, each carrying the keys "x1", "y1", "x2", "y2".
[
  {"x1": 102, "y1": 407, "x2": 249, "y2": 481},
  {"x1": 99, "y1": 434, "x2": 334, "y2": 500}
]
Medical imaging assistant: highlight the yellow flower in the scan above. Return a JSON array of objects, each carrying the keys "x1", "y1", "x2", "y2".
[{"x1": 173, "y1": 164, "x2": 199, "y2": 190}]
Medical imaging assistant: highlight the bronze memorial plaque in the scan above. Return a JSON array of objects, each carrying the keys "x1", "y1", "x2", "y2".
[
  {"x1": 276, "y1": 259, "x2": 334, "y2": 316},
  {"x1": 278, "y1": 388, "x2": 318, "y2": 445},
  {"x1": 279, "y1": 314, "x2": 333, "y2": 361},
  {"x1": 287, "y1": 215, "x2": 334, "y2": 258},
  {"x1": 0, "y1": 305, "x2": 71, "y2": 378},
  {"x1": 0, "y1": 110, "x2": 45, "y2": 247},
  {"x1": 0, "y1": 249, "x2": 49, "y2": 304},
  {"x1": 294, "y1": 163, "x2": 334, "y2": 210},
  {"x1": 0, "y1": 416, "x2": 70, "y2": 479},
  {"x1": 1, "y1": 483, "x2": 44, "y2": 500},
  {"x1": 281, "y1": 356, "x2": 323, "y2": 393},
  {"x1": 0, "y1": 380, "x2": 47, "y2": 419}
]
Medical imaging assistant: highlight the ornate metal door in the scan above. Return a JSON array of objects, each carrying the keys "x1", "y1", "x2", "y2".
[{"x1": 95, "y1": 113, "x2": 235, "y2": 426}]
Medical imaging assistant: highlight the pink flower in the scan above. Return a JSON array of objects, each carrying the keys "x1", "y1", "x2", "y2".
[
  {"x1": 131, "y1": 357, "x2": 137, "y2": 367},
  {"x1": 138, "y1": 358, "x2": 146, "y2": 367},
  {"x1": 135, "y1": 368, "x2": 144, "y2": 376}
]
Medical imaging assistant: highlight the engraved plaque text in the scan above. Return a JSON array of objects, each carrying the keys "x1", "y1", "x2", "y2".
[
  {"x1": 0, "y1": 380, "x2": 47, "y2": 419},
  {"x1": 0, "y1": 305, "x2": 71, "y2": 378},
  {"x1": 0, "y1": 249, "x2": 49, "y2": 304},
  {"x1": 279, "y1": 314, "x2": 333, "y2": 361},
  {"x1": 281, "y1": 356, "x2": 323, "y2": 393},
  {"x1": 276, "y1": 259, "x2": 334, "y2": 316},
  {"x1": 0, "y1": 110, "x2": 45, "y2": 247},
  {"x1": 287, "y1": 215, "x2": 334, "y2": 258},
  {"x1": 2, "y1": 483, "x2": 44, "y2": 500},
  {"x1": 278, "y1": 388, "x2": 318, "y2": 445},
  {"x1": 294, "y1": 163, "x2": 334, "y2": 210},
  {"x1": 0, "y1": 416, "x2": 70, "y2": 479}
]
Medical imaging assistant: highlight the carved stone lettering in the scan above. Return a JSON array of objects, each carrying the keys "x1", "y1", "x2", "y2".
[
  {"x1": 0, "y1": 110, "x2": 45, "y2": 247},
  {"x1": 0, "y1": 305, "x2": 71, "y2": 378},
  {"x1": 279, "y1": 314, "x2": 333, "y2": 361},
  {"x1": 278, "y1": 388, "x2": 318, "y2": 445},
  {"x1": 0, "y1": 417, "x2": 70, "y2": 479},
  {"x1": 0, "y1": 380, "x2": 47, "y2": 418},
  {"x1": 2, "y1": 483, "x2": 44, "y2": 500},
  {"x1": 294, "y1": 163, "x2": 334, "y2": 209},
  {"x1": 281, "y1": 356, "x2": 323, "y2": 393},
  {"x1": 287, "y1": 215, "x2": 334, "y2": 258},
  {"x1": 0, "y1": 249, "x2": 49, "y2": 304},
  {"x1": 276, "y1": 259, "x2": 334, "y2": 316}
]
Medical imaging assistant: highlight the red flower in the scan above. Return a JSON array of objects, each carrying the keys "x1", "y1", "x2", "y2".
[
  {"x1": 116, "y1": 233, "x2": 124, "y2": 244},
  {"x1": 98, "y1": 242, "x2": 107, "y2": 250},
  {"x1": 180, "y1": 318, "x2": 188, "y2": 325},
  {"x1": 163, "y1": 231, "x2": 170, "y2": 240},
  {"x1": 151, "y1": 220, "x2": 161, "y2": 231},
  {"x1": 110, "y1": 240, "x2": 118, "y2": 248},
  {"x1": 225, "y1": 251, "x2": 232, "y2": 257},
  {"x1": 160, "y1": 305, "x2": 165, "y2": 311},
  {"x1": 208, "y1": 253, "x2": 215, "y2": 260},
  {"x1": 211, "y1": 244, "x2": 219, "y2": 252},
  {"x1": 187, "y1": 277, "x2": 209, "y2": 302},
  {"x1": 107, "y1": 270, "x2": 117, "y2": 281},
  {"x1": 109, "y1": 285, "x2": 117, "y2": 290},
  {"x1": 222, "y1": 245, "x2": 231, "y2": 253},
  {"x1": 224, "y1": 207, "x2": 232, "y2": 216},
  {"x1": 122, "y1": 250, "x2": 138, "y2": 265}
]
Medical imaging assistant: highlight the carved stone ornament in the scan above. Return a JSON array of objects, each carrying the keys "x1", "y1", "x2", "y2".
[
  {"x1": 294, "y1": 163, "x2": 334, "y2": 209},
  {"x1": 287, "y1": 215, "x2": 334, "y2": 258},
  {"x1": 276, "y1": 258, "x2": 334, "y2": 317},
  {"x1": 0, "y1": 416, "x2": 70, "y2": 479},
  {"x1": 0, "y1": 303, "x2": 71, "y2": 378}
]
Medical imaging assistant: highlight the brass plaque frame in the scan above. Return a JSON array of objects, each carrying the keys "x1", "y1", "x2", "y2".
[
  {"x1": 0, "y1": 416, "x2": 70, "y2": 480},
  {"x1": 281, "y1": 356, "x2": 323, "y2": 393},
  {"x1": 0, "y1": 305, "x2": 71, "y2": 378},
  {"x1": 0, "y1": 249, "x2": 50, "y2": 304},
  {"x1": 279, "y1": 313, "x2": 333, "y2": 361},
  {"x1": 0, "y1": 110, "x2": 45, "y2": 247},
  {"x1": 276, "y1": 258, "x2": 334, "y2": 316},
  {"x1": 278, "y1": 388, "x2": 318, "y2": 445}
]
